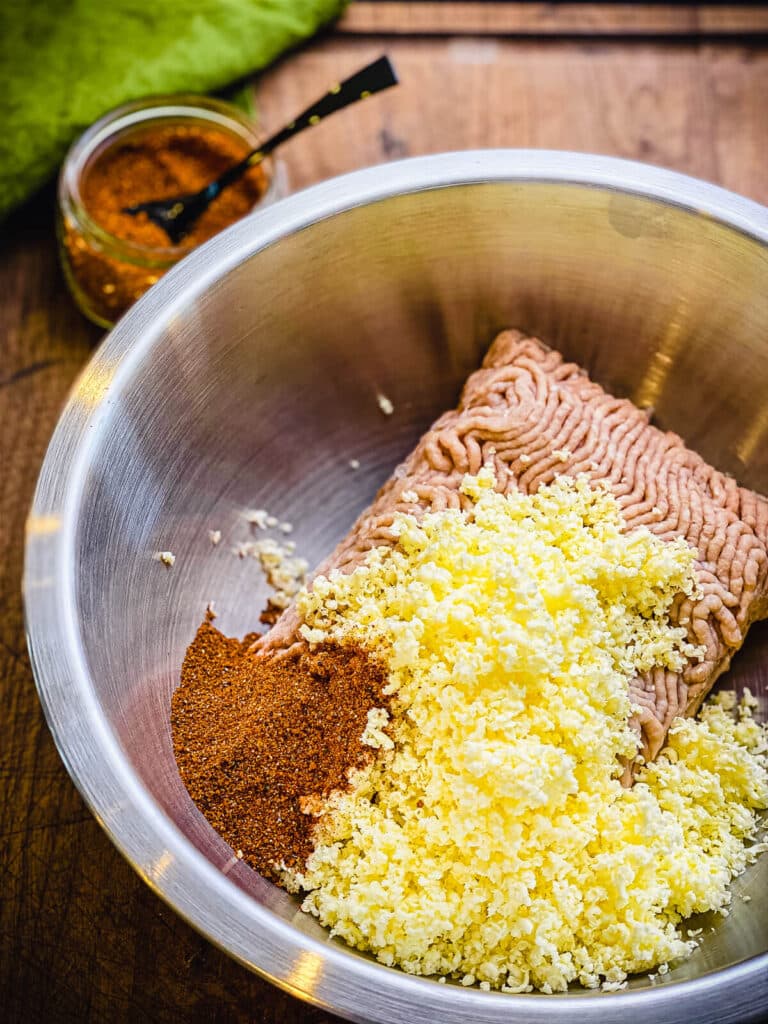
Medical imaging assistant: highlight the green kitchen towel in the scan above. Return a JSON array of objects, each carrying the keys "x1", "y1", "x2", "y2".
[{"x1": 0, "y1": 0, "x2": 347, "y2": 221}]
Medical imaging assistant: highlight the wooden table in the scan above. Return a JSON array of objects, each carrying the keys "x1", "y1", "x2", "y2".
[{"x1": 2, "y1": 5, "x2": 768, "y2": 1022}]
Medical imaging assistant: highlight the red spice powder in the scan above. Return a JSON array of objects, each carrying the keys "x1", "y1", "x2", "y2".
[
  {"x1": 63, "y1": 123, "x2": 268, "y2": 324},
  {"x1": 80, "y1": 124, "x2": 268, "y2": 250},
  {"x1": 171, "y1": 620, "x2": 389, "y2": 879}
]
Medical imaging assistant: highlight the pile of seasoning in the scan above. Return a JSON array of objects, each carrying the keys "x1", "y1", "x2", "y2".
[
  {"x1": 58, "y1": 99, "x2": 271, "y2": 328},
  {"x1": 171, "y1": 618, "x2": 389, "y2": 878}
]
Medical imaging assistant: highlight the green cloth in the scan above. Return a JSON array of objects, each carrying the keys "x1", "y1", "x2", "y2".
[{"x1": 0, "y1": 0, "x2": 346, "y2": 220}]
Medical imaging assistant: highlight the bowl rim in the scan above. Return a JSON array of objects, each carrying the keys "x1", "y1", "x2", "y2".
[{"x1": 24, "y1": 150, "x2": 768, "y2": 1024}]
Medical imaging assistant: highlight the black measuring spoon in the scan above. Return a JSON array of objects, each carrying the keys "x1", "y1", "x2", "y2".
[{"x1": 123, "y1": 55, "x2": 399, "y2": 245}]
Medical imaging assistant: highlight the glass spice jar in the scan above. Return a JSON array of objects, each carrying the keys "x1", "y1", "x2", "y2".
[{"x1": 57, "y1": 95, "x2": 285, "y2": 329}]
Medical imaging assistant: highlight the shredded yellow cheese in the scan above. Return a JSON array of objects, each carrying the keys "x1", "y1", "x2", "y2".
[{"x1": 287, "y1": 471, "x2": 768, "y2": 992}]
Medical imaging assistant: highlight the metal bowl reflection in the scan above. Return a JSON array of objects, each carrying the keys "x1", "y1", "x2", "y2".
[{"x1": 25, "y1": 151, "x2": 768, "y2": 1024}]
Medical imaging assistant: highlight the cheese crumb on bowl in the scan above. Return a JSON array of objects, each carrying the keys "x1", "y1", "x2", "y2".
[
  {"x1": 243, "y1": 508, "x2": 270, "y2": 529},
  {"x1": 286, "y1": 470, "x2": 768, "y2": 992},
  {"x1": 377, "y1": 393, "x2": 394, "y2": 416}
]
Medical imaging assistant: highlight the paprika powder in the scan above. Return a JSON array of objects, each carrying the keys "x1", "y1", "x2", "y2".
[
  {"x1": 171, "y1": 618, "x2": 390, "y2": 879},
  {"x1": 58, "y1": 96, "x2": 276, "y2": 328}
]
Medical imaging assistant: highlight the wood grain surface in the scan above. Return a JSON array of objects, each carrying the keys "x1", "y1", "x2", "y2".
[
  {"x1": 341, "y1": 2, "x2": 768, "y2": 37},
  {"x1": 2, "y1": 12, "x2": 768, "y2": 1024}
]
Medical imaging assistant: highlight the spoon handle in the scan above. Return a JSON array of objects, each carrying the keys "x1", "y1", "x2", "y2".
[{"x1": 208, "y1": 56, "x2": 398, "y2": 197}]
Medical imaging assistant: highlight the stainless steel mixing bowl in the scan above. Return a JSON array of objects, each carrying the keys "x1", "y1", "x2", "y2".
[{"x1": 25, "y1": 151, "x2": 768, "y2": 1024}]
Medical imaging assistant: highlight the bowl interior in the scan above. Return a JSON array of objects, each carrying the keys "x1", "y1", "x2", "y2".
[{"x1": 29, "y1": 166, "x2": 768, "y2": 1020}]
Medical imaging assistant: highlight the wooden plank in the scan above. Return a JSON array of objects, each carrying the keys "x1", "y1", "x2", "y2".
[
  {"x1": 2, "y1": 28, "x2": 768, "y2": 1024},
  {"x1": 340, "y1": 2, "x2": 768, "y2": 37}
]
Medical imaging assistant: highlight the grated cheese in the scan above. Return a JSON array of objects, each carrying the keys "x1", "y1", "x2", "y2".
[
  {"x1": 243, "y1": 508, "x2": 270, "y2": 529},
  {"x1": 377, "y1": 393, "x2": 395, "y2": 416},
  {"x1": 361, "y1": 707, "x2": 394, "y2": 750},
  {"x1": 236, "y1": 537, "x2": 308, "y2": 611},
  {"x1": 285, "y1": 470, "x2": 768, "y2": 991}
]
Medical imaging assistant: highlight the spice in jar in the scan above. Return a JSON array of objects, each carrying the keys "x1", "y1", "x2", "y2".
[
  {"x1": 171, "y1": 618, "x2": 389, "y2": 878},
  {"x1": 60, "y1": 118, "x2": 269, "y2": 327}
]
